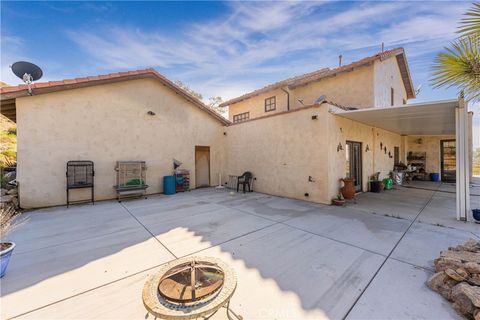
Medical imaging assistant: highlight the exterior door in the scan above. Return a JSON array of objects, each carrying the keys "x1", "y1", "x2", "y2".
[
  {"x1": 346, "y1": 141, "x2": 362, "y2": 192},
  {"x1": 441, "y1": 140, "x2": 456, "y2": 182},
  {"x1": 195, "y1": 146, "x2": 210, "y2": 187}
]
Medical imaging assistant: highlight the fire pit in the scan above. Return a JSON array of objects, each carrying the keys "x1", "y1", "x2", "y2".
[{"x1": 142, "y1": 256, "x2": 242, "y2": 319}]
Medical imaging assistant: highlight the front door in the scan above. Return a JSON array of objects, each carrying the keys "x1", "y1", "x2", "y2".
[
  {"x1": 441, "y1": 140, "x2": 456, "y2": 182},
  {"x1": 195, "y1": 146, "x2": 210, "y2": 188},
  {"x1": 346, "y1": 141, "x2": 362, "y2": 192}
]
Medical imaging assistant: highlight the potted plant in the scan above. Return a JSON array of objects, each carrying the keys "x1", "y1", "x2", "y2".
[
  {"x1": 332, "y1": 194, "x2": 346, "y2": 206},
  {"x1": 473, "y1": 209, "x2": 480, "y2": 223},
  {"x1": 369, "y1": 172, "x2": 383, "y2": 193},
  {"x1": 1, "y1": 242, "x2": 15, "y2": 278},
  {"x1": 1, "y1": 205, "x2": 18, "y2": 278}
]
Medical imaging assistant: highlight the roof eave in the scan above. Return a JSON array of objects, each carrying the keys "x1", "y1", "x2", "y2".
[{"x1": 1, "y1": 71, "x2": 231, "y2": 126}]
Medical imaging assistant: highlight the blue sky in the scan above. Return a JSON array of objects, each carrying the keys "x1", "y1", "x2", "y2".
[{"x1": 1, "y1": 1, "x2": 478, "y2": 147}]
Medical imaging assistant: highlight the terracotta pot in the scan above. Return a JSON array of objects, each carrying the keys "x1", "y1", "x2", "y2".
[{"x1": 340, "y1": 178, "x2": 355, "y2": 199}]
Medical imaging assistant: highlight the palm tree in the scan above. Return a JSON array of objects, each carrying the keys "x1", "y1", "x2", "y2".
[
  {"x1": 459, "y1": 2, "x2": 480, "y2": 37},
  {"x1": 431, "y1": 3, "x2": 480, "y2": 101}
]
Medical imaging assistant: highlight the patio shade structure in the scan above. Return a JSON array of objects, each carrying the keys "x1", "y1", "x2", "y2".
[{"x1": 333, "y1": 98, "x2": 471, "y2": 221}]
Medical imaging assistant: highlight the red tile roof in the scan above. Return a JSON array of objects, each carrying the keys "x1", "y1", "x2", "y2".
[
  {"x1": 0, "y1": 68, "x2": 230, "y2": 125},
  {"x1": 219, "y1": 47, "x2": 415, "y2": 107}
]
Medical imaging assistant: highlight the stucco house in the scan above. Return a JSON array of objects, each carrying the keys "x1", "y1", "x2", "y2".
[
  {"x1": 0, "y1": 47, "x2": 473, "y2": 220},
  {"x1": 221, "y1": 48, "x2": 415, "y2": 122}
]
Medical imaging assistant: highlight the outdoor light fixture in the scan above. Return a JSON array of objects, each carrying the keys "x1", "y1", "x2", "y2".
[
  {"x1": 365, "y1": 144, "x2": 370, "y2": 152},
  {"x1": 337, "y1": 142, "x2": 343, "y2": 152},
  {"x1": 380, "y1": 142, "x2": 383, "y2": 149}
]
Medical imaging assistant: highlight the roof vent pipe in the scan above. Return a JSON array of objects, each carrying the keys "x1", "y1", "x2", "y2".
[
  {"x1": 339, "y1": 54, "x2": 343, "y2": 67},
  {"x1": 381, "y1": 42, "x2": 384, "y2": 53}
]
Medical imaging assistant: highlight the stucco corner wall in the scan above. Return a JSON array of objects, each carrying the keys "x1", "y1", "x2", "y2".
[
  {"x1": 16, "y1": 78, "x2": 226, "y2": 208},
  {"x1": 373, "y1": 56, "x2": 408, "y2": 107},
  {"x1": 224, "y1": 105, "x2": 331, "y2": 204},
  {"x1": 326, "y1": 107, "x2": 401, "y2": 200}
]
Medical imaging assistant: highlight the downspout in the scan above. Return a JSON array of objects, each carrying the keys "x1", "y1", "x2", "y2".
[{"x1": 281, "y1": 88, "x2": 290, "y2": 111}]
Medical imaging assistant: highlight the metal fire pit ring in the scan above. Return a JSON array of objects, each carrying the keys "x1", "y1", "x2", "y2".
[{"x1": 142, "y1": 256, "x2": 242, "y2": 320}]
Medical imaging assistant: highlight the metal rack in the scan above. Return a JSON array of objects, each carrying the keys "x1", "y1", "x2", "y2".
[
  {"x1": 66, "y1": 161, "x2": 94, "y2": 207},
  {"x1": 114, "y1": 161, "x2": 148, "y2": 201},
  {"x1": 174, "y1": 169, "x2": 190, "y2": 192},
  {"x1": 407, "y1": 152, "x2": 427, "y2": 180}
]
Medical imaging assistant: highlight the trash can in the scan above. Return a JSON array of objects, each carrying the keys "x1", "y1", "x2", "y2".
[
  {"x1": 430, "y1": 173, "x2": 440, "y2": 182},
  {"x1": 163, "y1": 176, "x2": 176, "y2": 195}
]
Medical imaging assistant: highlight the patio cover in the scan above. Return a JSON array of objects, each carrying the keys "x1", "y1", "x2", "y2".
[
  {"x1": 332, "y1": 99, "x2": 458, "y2": 135},
  {"x1": 332, "y1": 99, "x2": 471, "y2": 221}
]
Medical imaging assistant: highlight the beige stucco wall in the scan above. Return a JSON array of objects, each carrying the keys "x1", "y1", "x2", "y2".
[
  {"x1": 16, "y1": 78, "x2": 226, "y2": 208},
  {"x1": 373, "y1": 56, "x2": 408, "y2": 107},
  {"x1": 225, "y1": 103, "x2": 402, "y2": 205},
  {"x1": 228, "y1": 65, "x2": 378, "y2": 122},
  {"x1": 228, "y1": 58, "x2": 410, "y2": 122},
  {"x1": 406, "y1": 135, "x2": 455, "y2": 175},
  {"x1": 228, "y1": 88, "x2": 289, "y2": 122},
  {"x1": 224, "y1": 105, "x2": 330, "y2": 204},
  {"x1": 293, "y1": 65, "x2": 375, "y2": 109},
  {"x1": 326, "y1": 109, "x2": 401, "y2": 199}
]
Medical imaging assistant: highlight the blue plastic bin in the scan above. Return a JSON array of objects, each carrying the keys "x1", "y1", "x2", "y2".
[
  {"x1": 0, "y1": 242, "x2": 15, "y2": 278},
  {"x1": 430, "y1": 173, "x2": 440, "y2": 182},
  {"x1": 163, "y1": 176, "x2": 176, "y2": 195}
]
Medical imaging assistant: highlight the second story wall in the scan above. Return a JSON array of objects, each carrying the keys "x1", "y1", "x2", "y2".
[
  {"x1": 229, "y1": 65, "x2": 376, "y2": 122},
  {"x1": 374, "y1": 56, "x2": 408, "y2": 107},
  {"x1": 228, "y1": 88, "x2": 289, "y2": 122},
  {"x1": 292, "y1": 64, "x2": 375, "y2": 109}
]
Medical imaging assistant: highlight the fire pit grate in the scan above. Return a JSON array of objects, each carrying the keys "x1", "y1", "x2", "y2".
[{"x1": 143, "y1": 256, "x2": 242, "y2": 319}]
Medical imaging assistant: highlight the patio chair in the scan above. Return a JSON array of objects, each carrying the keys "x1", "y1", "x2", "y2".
[{"x1": 236, "y1": 171, "x2": 253, "y2": 193}]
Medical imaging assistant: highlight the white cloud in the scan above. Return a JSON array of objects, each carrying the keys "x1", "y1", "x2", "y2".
[
  {"x1": 0, "y1": 35, "x2": 59, "y2": 85},
  {"x1": 54, "y1": 1, "x2": 472, "y2": 103}
]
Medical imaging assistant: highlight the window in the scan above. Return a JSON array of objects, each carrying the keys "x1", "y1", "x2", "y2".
[
  {"x1": 233, "y1": 112, "x2": 249, "y2": 123},
  {"x1": 264, "y1": 96, "x2": 276, "y2": 112},
  {"x1": 390, "y1": 87, "x2": 394, "y2": 106}
]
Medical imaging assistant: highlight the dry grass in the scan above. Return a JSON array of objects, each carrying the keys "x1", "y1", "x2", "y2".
[{"x1": 0, "y1": 203, "x2": 20, "y2": 239}]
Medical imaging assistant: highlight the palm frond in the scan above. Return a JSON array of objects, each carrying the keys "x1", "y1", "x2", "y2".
[
  {"x1": 431, "y1": 36, "x2": 480, "y2": 102},
  {"x1": 458, "y1": 2, "x2": 480, "y2": 37}
]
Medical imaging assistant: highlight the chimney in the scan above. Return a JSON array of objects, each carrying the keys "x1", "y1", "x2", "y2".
[
  {"x1": 381, "y1": 42, "x2": 384, "y2": 53},
  {"x1": 339, "y1": 54, "x2": 343, "y2": 67}
]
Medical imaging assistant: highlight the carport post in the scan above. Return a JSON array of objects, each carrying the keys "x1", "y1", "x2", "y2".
[{"x1": 455, "y1": 97, "x2": 470, "y2": 221}]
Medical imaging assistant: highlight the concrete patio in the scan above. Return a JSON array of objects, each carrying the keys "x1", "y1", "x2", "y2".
[{"x1": 1, "y1": 184, "x2": 479, "y2": 320}]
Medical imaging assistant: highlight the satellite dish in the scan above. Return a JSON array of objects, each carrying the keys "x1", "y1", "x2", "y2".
[
  {"x1": 315, "y1": 95, "x2": 327, "y2": 104},
  {"x1": 11, "y1": 61, "x2": 43, "y2": 95},
  {"x1": 173, "y1": 159, "x2": 182, "y2": 170}
]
